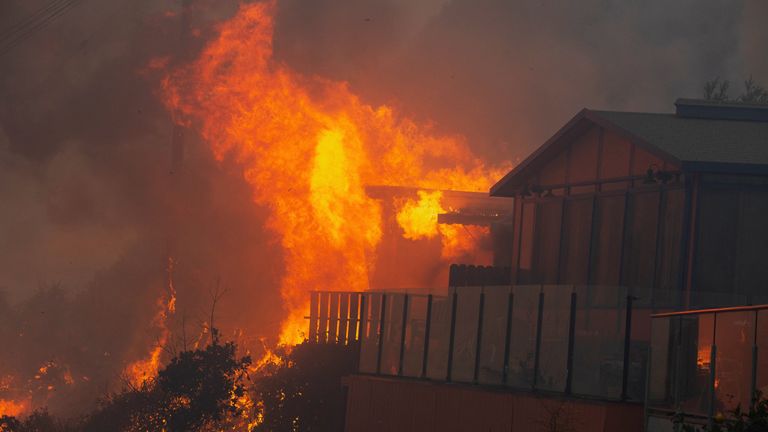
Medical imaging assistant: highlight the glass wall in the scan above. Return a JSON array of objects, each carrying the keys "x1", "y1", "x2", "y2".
[
  {"x1": 506, "y1": 285, "x2": 541, "y2": 389},
  {"x1": 426, "y1": 294, "x2": 453, "y2": 380},
  {"x1": 648, "y1": 306, "x2": 768, "y2": 428},
  {"x1": 451, "y1": 288, "x2": 481, "y2": 382},
  {"x1": 477, "y1": 286, "x2": 510, "y2": 384}
]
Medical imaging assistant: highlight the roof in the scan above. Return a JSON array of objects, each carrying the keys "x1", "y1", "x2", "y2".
[
  {"x1": 491, "y1": 106, "x2": 768, "y2": 196},
  {"x1": 591, "y1": 110, "x2": 768, "y2": 167}
]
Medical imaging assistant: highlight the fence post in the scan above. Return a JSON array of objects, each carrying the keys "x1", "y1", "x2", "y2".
[
  {"x1": 532, "y1": 287, "x2": 545, "y2": 390},
  {"x1": 752, "y1": 310, "x2": 759, "y2": 409},
  {"x1": 621, "y1": 294, "x2": 635, "y2": 400},
  {"x1": 707, "y1": 315, "x2": 718, "y2": 429},
  {"x1": 319, "y1": 292, "x2": 329, "y2": 343},
  {"x1": 446, "y1": 289, "x2": 458, "y2": 382},
  {"x1": 309, "y1": 291, "x2": 319, "y2": 343},
  {"x1": 421, "y1": 294, "x2": 433, "y2": 378},
  {"x1": 339, "y1": 293, "x2": 350, "y2": 344},
  {"x1": 376, "y1": 294, "x2": 387, "y2": 375},
  {"x1": 398, "y1": 294, "x2": 409, "y2": 376},
  {"x1": 356, "y1": 293, "x2": 365, "y2": 343},
  {"x1": 565, "y1": 289, "x2": 577, "y2": 394},
  {"x1": 501, "y1": 287, "x2": 514, "y2": 385},
  {"x1": 473, "y1": 288, "x2": 486, "y2": 383}
]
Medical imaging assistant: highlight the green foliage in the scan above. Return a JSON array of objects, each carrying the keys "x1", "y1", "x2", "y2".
[
  {"x1": 703, "y1": 76, "x2": 768, "y2": 104},
  {"x1": 253, "y1": 341, "x2": 357, "y2": 432},
  {"x1": 80, "y1": 332, "x2": 252, "y2": 432},
  {"x1": 673, "y1": 391, "x2": 768, "y2": 432}
]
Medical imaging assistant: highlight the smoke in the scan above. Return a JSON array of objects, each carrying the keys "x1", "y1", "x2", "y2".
[
  {"x1": 0, "y1": 0, "x2": 764, "y2": 416},
  {"x1": 273, "y1": 0, "x2": 759, "y2": 160}
]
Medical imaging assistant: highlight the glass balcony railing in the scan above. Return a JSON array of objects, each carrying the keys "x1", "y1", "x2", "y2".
[
  {"x1": 306, "y1": 287, "x2": 766, "y2": 412},
  {"x1": 647, "y1": 305, "x2": 768, "y2": 430}
]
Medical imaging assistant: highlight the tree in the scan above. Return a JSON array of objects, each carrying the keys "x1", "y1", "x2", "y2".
[
  {"x1": 703, "y1": 76, "x2": 768, "y2": 104},
  {"x1": 80, "y1": 329, "x2": 252, "y2": 432},
  {"x1": 253, "y1": 341, "x2": 358, "y2": 432}
]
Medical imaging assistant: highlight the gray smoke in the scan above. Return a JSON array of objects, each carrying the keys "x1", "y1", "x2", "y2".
[{"x1": 0, "y1": 0, "x2": 764, "y2": 416}]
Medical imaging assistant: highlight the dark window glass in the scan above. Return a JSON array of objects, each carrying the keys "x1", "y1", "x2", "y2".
[
  {"x1": 622, "y1": 191, "x2": 660, "y2": 299},
  {"x1": 559, "y1": 198, "x2": 593, "y2": 284},
  {"x1": 531, "y1": 200, "x2": 563, "y2": 284},
  {"x1": 517, "y1": 202, "x2": 536, "y2": 280},
  {"x1": 735, "y1": 190, "x2": 768, "y2": 298},
  {"x1": 694, "y1": 188, "x2": 739, "y2": 294},
  {"x1": 656, "y1": 188, "x2": 684, "y2": 293},
  {"x1": 590, "y1": 195, "x2": 626, "y2": 286}
]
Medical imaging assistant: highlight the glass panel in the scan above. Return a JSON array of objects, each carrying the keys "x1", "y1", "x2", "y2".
[
  {"x1": 655, "y1": 188, "x2": 684, "y2": 293},
  {"x1": 756, "y1": 310, "x2": 768, "y2": 397},
  {"x1": 380, "y1": 294, "x2": 405, "y2": 376},
  {"x1": 695, "y1": 188, "x2": 739, "y2": 293},
  {"x1": 648, "y1": 317, "x2": 673, "y2": 407},
  {"x1": 506, "y1": 285, "x2": 541, "y2": 388},
  {"x1": 359, "y1": 293, "x2": 382, "y2": 373},
  {"x1": 714, "y1": 311, "x2": 755, "y2": 413},
  {"x1": 559, "y1": 198, "x2": 593, "y2": 285},
  {"x1": 401, "y1": 295, "x2": 428, "y2": 377},
  {"x1": 537, "y1": 285, "x2": 572, "y2": 392},
  {"x1": 627, "y1": 305, "x2": 651, "y2": 401},
  {"x1": 571, "y1": 285, "x2": 626, "y2": 398},
  {"x1": 518, "y1": 202, "x2": 536, "y2": 280},
  {"x1": 735, "y1": 191, "x2": 768, "y2": 297},
  {"x1": 532, "y1": 200, "x2": 562, "y2": 284},
  {"x1": 677, "y1": 314, "x2": 714, "y2": 416},
  {"x1": 426, "y1": 294, "x2": 453, "y2": 380},
  {"x1": 590, "y1": 195, "x2": 626, "y2": 286},
  {"x1": 451, "y1": 287, "x2": 481, "y2": 383},
  {"x1": 478, "y1": 286, "x2": 510, "y2": 384},
  {"x1": 621, "y1": 191, "x2": 660, "y2": 301}
]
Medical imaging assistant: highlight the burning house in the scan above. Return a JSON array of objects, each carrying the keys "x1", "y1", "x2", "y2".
[{"x1": 309, "y1": 99, "x2": 768, "y2": 432}]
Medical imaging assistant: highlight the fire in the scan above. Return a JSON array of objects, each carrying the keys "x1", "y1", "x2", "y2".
[
  {"x1": 124, "y1": 257, "x2": 177, "y2": 387},
  {"x1": 0, "y1": 398, "x2": 29, "y2": 418},
  {"x1": 397, "y1": 190, "x2": 445, "y2": 240},
  {"x1": 161, "y1": 1, "x2": 506, "y2": 346}
]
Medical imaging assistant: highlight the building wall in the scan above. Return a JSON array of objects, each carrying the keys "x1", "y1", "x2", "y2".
[
  {"x1": 507, "y1": 125, "x2": 685, "y2": 300},
  {"x1": 692, "y1": 174, "x2": 768, "y2": 300},
  {"x1": 343, "y1": 375, "x2": 643, "y2": 432}
]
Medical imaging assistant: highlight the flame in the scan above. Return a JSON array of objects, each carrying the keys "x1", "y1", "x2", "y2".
[
  {"x1": 161, "y1": 1, "x2": 506, "y2": 346},
  {"x1": 0, "y1": 398, "x2": 29, "y2": 418},
  {"x1": 396, "y1": 190, "x2": 489, "y2": 259},
  {"x1": 124, "y1": 257, "x2": 177, "y2": 387},
  {"x1": 396, "y1": 190, "x2": 445, "y2": 240}
]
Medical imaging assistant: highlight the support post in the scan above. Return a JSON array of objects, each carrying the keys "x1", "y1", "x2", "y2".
[
  {"x1": 565, "y1": 290, "x2": 577, "y2": 394},
  {"x1": 398, "y1": 294, "x2": 409, "y2": 376},
  {"x1": 532, "y1": 287, "x2": 545, "y2": 390},
  {"x1": 501, "y1": 287, "x2": 514, "y2": 385},
  {"x1": 421, "y1": 294, "x2": 433, "y2": 378},
  {"x1": 446, "y1": 289, "x2": 458, "y2": 382},
  {"x1": 621, "y1": 294, "x2": 635, "y2": 400},
  {"x1": 473, "y1": 289, "x2": 486, "y2": 383},
  {"x1": 376, "y1": 294, "x2": 387, "y2": 375}
]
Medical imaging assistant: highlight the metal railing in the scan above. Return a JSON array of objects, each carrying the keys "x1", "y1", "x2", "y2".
[{"x1": 646, "y1": 304, "x2": 768, "y2": 430}]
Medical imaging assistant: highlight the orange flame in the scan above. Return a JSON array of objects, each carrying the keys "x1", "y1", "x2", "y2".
[
  {"x1": 0, "y1": 398, "x2": 29, "y2": 418},
  {"x1": 124, "y1": 257, "x2": 177, "y2": 386},
  {"x1": 162, "y1": 1, "x2": 505, "y2": 346}
]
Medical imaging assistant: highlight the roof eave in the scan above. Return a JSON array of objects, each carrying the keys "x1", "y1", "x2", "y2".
[{"x1": 490, "y1": 109, "x2": 591, "y2": 197}]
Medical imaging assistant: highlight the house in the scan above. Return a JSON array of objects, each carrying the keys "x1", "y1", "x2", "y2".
[
  {"x1": 491, "y1": 99, "x2": 768, "y2": 307},
  {"x1": 310, "y1": 99, "x2": 768, "y2": 432}
]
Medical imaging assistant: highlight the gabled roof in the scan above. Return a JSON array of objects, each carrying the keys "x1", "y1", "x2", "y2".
[{"x1": 491, "y1": 107, "x2": 768, "y2": 197}]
